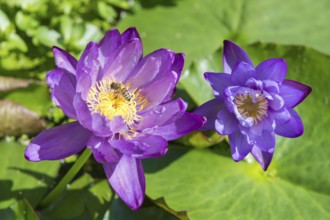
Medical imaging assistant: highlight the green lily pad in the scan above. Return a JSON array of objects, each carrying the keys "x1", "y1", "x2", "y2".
[
  {"x1": 0, "y1": 198, "x2": 39, "y2": 220},
  {"x1": 40, "y1": 174, "x2": 112, "y2": 220},
  {"x1": 2, "y1": 84, "x2": 52, "y2": 116},
  {"x1": 0, "y1": 140, "x2": 60, "y2": 209}
]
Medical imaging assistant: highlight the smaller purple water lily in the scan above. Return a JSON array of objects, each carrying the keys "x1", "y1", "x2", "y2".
[
  {"x1": 25, "y1": 27, "x2": 205, "y2": 210},
  {"x1": 195, "y1": 40, "x2": 311, "y2": 170}
]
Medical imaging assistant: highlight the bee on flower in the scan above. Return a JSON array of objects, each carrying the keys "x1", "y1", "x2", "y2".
[{"x1": 25, "y1": 28, "x2": 205, "y2": 210}]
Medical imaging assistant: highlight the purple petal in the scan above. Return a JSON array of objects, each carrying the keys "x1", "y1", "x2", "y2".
[
  {"x1": 126, "y1": 49, "x2": 175, "y2": 90},
  {"x1": 194, "y1": 98, "x2": 225, "y2": 131},
  {"x1": 102, "y1": 39, "x2": 142, "y2": 82},
  {"x1": 110, "y1": 134, "x2": 168, "y2": 159},
  {"x1": 255, "y1": 131, "x2": 275, "y2": 152},
  {"x1": 121, "y1": 27, "x2": 141, "y2": 43},
  {"x1": 73, "y1": 93, "x2": 126, "y2": 137},
  {"x1": 256, "y1": 58, "x2": 287, "y2": 82},
  {"x1": 46, "y1": 69, "x2": 64, "y2": 90},
  {"x1": 171, "y1": 53, "x2": 185, "y2": 83},
  {"x1": 135, "y1": 98, "x2": 187, "y2": 130},
  {"x1": 268, "y1": 94, "x2": 284, "y2": 111},
  {"x1": 275, "y1": 109, "x2": 304, "y2": 138},
  {"x1": 250, "y1": 116, "x2": 275, "y2": 136},
  {"x1": 151, "y1": 112, "x2": 206, "y2": 141},
  {"x1": 223, "y1": 40, "x2": 253, "y2": 73},
  {"x1": 163, "y1": 52, "x2": 184, "y2": 102},
  {"x1": 103, "y1": 156, "x2": 145, "y2": 210},
  {"x1": 280, "y1": 79, "x2": 312, "y2": 108},
  {"x1": 238, "y1": 116, "x2": 275, "y2": 146},
  {"x1": 97, "y1": 29, "x2": 121, "y2": 68},
  {"x1": 76, "y1": 42, "x2": 101, "y2": 99},
  {"x1": 263, "y1": 80, "x2": 280, "y2": 94},
  {"x1": 215, "y1": 108, "x2": 238, "y2": 135},
  {"x1": 251, "y1": 146, "x2": 274, "y2": 171},
  {"x1": 245, "y1": 78, "x2": 264, "y2": 91},
  {"x1": 52, "y1": 46, "x2": 77, "y2": 75},
  {"x1": 231, "y1": 62, "x2": 256, "y2": 85},
  {"x1": 271, "y1": 108, "x2": 291, "y2": 125},
  {"x1": 25, "y1": 122, "x2": 91, "y2": 161},
  {"x1": 87, "y1": 135, "x2": 121, "y2": 164},
  {"x1": 51, "y1": 69, "x2": 77, "y2": 119},
  {"x1": 228, "y1": 131, "x2": 253, "y2": 161},
  {"x1": 139, "y1": 71, "x2": 177, "y2": 112},
  {"x1": 204, "y1": 72, "x2": 232, "y2": 99}
]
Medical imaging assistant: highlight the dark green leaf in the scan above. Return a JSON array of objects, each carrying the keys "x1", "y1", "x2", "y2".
[
  {"x1": 0, "y1": 139, "x2": 60, "y2": 209},
  {"x1": 40, "y1": 174, "x2": 112, "y2": 220},
  {"x1": 10, "y1": 198, "x2": 40, "y2": 220}
]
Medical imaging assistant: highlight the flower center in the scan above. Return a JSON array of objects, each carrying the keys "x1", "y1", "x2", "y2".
[
  {"x1": 86, "y1": 78, "x2": 146, "y2": 125},
  {"x1": 234, "y1": 92, "x2": 268, "y2": 124}
]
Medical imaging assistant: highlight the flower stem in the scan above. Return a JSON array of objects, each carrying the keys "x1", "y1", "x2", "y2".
[{"x1": 39, "y1": 148, "x2": 92, "y2": 208}]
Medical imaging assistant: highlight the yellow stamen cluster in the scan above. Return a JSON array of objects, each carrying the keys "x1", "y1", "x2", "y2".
[
  {"x1": 86, "y1": 78, "x2": 145, "y2": 126},
  {"x1": 234, "y1": 92, "x2": 268, "y2": 124}
]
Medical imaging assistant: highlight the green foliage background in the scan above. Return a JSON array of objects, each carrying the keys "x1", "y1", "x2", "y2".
[{"x1": 1, "y1": 0, "x2": 330, "y2": 219}]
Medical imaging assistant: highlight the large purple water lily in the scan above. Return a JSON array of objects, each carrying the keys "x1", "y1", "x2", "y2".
[
  {"x1": 195, "y1": 40, "x2": 311, "y2": 170},
  {"x1": 25, "y1": 28, "x2": 205, "y2": 210}
]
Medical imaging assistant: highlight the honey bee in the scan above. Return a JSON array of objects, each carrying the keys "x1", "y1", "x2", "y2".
[
  {"x1": 110, "y1": 82, "x2": 133, "y2": 101},
  {"x1": 110, "y1": 82, "x2": 121, "y2": 90},
  {"x1": 121, "y1": 89, "x2": 133, "y2": 101}
]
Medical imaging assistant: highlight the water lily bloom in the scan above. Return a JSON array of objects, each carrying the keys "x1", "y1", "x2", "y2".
[
  {"x1": 25, "y1": 28, "x2": 205, "y2": 210},
  {"x1": 195, "y1": 40, "x2": 311, "y2": 170}
]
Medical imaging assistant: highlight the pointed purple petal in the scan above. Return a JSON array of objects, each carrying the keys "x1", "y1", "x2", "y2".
[
  {"x1": 204, "y1": 72, "x2": 232, "y2": 99},
  {"x1": 256, "y1": 58, "x2": 287, "y2": 82},
  {"x1": 97, "y1": 29, "x2": 121, "y2": 68},
  {"x1": 139, "y1": 71, "x2": 177, "y2": 112},
  {"x1": 162, "y1": 52, "x2": 184, "y2": 102},
  {"x1": 231, "y1": 62, "x2": 256, "y2": 85},
  {"x1": 76, "y1": 42, "x2": 101, "y2": 99},
  {"x1": 102, "y1": 39, "x2": 142, "y2": 82},
  {"x1": 251, "y1": 146, "x2": 274, "y2": 171},
  {"x1": 103, "y1": 156, "x2": 145, "y2": 210},
  {"x1": 215, "y1": 108, "x2": 238, "y2": 135},
  {"x1": 223, "y1": 40, "x2": 253, "y2": 73},
  {"x1": 280, "y1": 79, "x2": 312, "y2": 108},
  {"x1": 245, "y1": 78, "x2": 263, "y2": 90},
  {"x1": 228, "y1": 131, "x2": 253, "y2": 161},
  {"x1": 271, "y1": 108, "x2": 291, "y2": 125},
  {"x1": 152, "y1": 112, "x2": 205, "y2": 141},
  {"x1": 268, "y1": 94, "x2": 284, "y2": 111},
  {"x1": 52, "y1": 46, "x2": 77, "y2": 75},
  {"x1": 275, "y1": 109, "x2": 304, "y2": 138},
  {"x1": 171, "y1": 53, "x2": 185, "y2": 83},
  {"x1": 194, "y1": 98, "x2": 225, "y2": 131},
  {"x1": 87, "y1": 135, "x2": 121, "y2": 163},
  {"x1": 121, "y1": 27, "x2": 141, "y2": 43},
  {"x1": 110, "y1": 134, "x2": 168, "y2": 159},
  {"x1": 46, "y1": 69, "x2": 64, "y2": 90},
  {"x1": 126, "y1": 49, "x2": 175, "y2": 89},
  {"x1": 135, "y1": 98, "x2": 187, "y2": 130},
  {"x1": 51, "y1": 69, "x2": 77, "y2": 119},
  {"x1": 255, "y1": 131, "x2": 276, "y2": 151},
  {"x1": 25, "y1": 122, "x2": 91, "y2": 161},
  {"x1": 263, "y1": 80, "x2": 280, "y2": 94}
]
